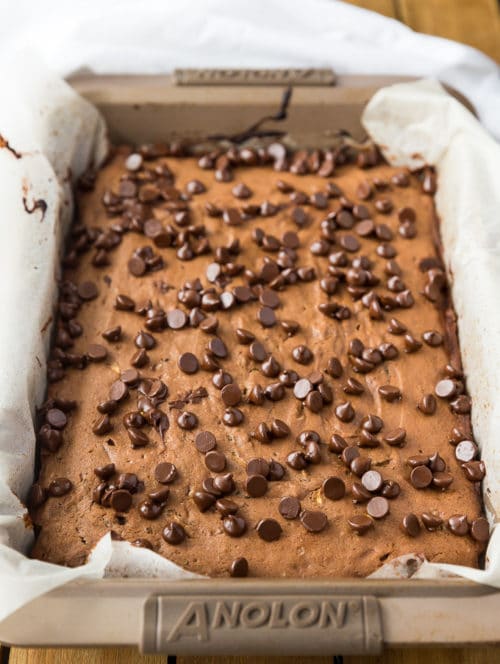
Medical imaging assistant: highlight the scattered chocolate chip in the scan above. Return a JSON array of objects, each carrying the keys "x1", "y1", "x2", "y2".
[
  {"x1": 348, "y1": 514, "x2": 373, "y2": 535},
  {"x1": 154, "y1": 462, "x2": 178, "y2": 484},
  {"x1": 205, "y1": 450, "x2": 227, "y2": 472},
  {"x1": 222, "y1": 515, "x2": 247, "y2": 537},
  {"x1": 87, "y1": 344, "x2": 108, "y2": 362},
  {"x1": 230, "y1": 557, "x2": 249, "y2": 577},
  {"x1": 418, "y1": 394, "x2": 437, "y2": 415},
  {"x1": 410, "y1": 465, "x2": 433, "y2": 489},
  {"x1": 195, "y1": 431, "x2": 217, "y2": 453},
  {"x1": 300, "y1": 510, "x2": 328, "y2": 533},
  {"x1": 48, "y1": 477, "x2": 73, "y2": 497},
  {"x1": 367, "y1": 496, "x2": 389, "y2": 519},
  {"x1": 162, "y1": 522, "x2": 186, "y2": 544},
  {"x1": 401, "y1": 513, "x2": 421, "y2": 537},
  {"x1": 378, "y1": 385, "x2": 402, "y2": 402},
  {"x1": 448, "y1": 514, "x2": 469, "y2": 536},
  {"x1": 246, "y1": 474, "x2": 268, "y2": 497},
  {"x1": 279, "y1": 496, "x2": 301, "y2": 519},
  {"x1": 470, "y1": 517, "x2": 489, "y2": 542},
  {"x1": 323, "y1": 476, "x2": 346, "y2": 500},
  {"x1": 256, "y1": 518, "x2": 282, "y2": 542}
]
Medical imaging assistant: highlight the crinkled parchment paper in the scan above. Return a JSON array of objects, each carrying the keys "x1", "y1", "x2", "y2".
[{"x1": 0, "y1": 70, "x2": 499, "y2": 622}]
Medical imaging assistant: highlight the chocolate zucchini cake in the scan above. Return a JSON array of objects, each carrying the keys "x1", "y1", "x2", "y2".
[{"x1": 29, "y1": 140, "x2": 488, "y2": 577}]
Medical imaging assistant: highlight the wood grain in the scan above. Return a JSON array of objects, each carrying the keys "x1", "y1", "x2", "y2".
[
  {"x1": 6, "y1": 2, "x2": 500, "y2": 664},
  {"x1": 396, "y1": 0, "x2": 500, "y2": 61},
  {"x1": 177, "y1": 659, "x2": 331, "y2": 664},
  {"x1": 341, "y1": 0, "x2": 396, "y2": 16},
  {"x1": 8, "y1": 648, "x2": 165, "y2": 664},
  {"x1": 346, "y1": 647, "x2": 500, "y2": 663}
]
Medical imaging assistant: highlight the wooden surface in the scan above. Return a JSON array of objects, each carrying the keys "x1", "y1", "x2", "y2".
[{"x1": 5, "y1": 1, "x2": 500, "y2": 663}]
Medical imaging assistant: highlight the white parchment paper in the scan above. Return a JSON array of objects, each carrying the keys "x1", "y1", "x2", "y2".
[{"x1": 0, "y1": 70, "x2": 499, "y2": 622}]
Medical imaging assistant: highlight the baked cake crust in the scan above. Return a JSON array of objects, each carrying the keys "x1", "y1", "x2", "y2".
[{"x1": 30, "y1": 143, "x2": 486, "y2": 576}]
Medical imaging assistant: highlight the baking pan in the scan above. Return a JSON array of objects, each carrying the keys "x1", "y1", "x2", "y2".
[{"x1": 0, "y1": 69, "x2": 497, "y2": 656}]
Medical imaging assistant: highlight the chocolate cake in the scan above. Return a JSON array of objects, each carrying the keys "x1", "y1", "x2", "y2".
[{"x1": 28, "y1": 140, "x2": 488, "y2": 577}]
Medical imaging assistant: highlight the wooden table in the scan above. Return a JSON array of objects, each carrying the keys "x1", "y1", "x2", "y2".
[{"x1": 4, "y1": 1, "x2": 500, "y2": 663}]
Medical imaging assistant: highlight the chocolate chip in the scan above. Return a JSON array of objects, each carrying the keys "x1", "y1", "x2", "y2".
[
  {"x1": 46, "y1": 408, "x2": 67, "y2": 430},
  {"x1": 223, "y1": 407, "x2": 244, "y2": 425},
  {"x1": 211, "y1": 473, "x2": 233, "y2": 495},
  {"x1": 87, "y1": 344, "x2": 108, "y2": 362},
  {"x1": 236, "y1": 328, "x2": 255, "y2": 345},
  {"x1": 125, "y1": 153, "x2": 143, "y2": 171},
  {"x1": 323, "y1": 476, "x2": 345, "y2": 500},
  {"x1": 335, "y1": 401, "x2": 355, "y2": 422},
  {"x1": 348, "y1": 514, "x2": 373, "y2": 535},
  {"x1": 292, "y1": 345, "x2": 313, "y2": 365},
  {"x1": 410, "y1": 465, "x2": 433, "y2": 489},
  {"x1": 293, "y1": 378, "x2": 313, "y2": 400},
  {"x1": 361, "y1": 470, "x2": 383, "y2": 493},
  {"x1": 401, "y1": 513, "x2": 421, "y2": 537},
  {"x1": 193, "y1": 490, "x2": 216, "y2": 512},
  {"x1": 94, "y1": 463, "x2": 116, "y2": 479},
  {"x1": 109, "y1": 380, "x2": 128, "y2": 402},
  {"x1": 384, "y1": 428, "x2": 406, "y2": 446},
  {"x1": 93, "y1": 415, "x2": 112, "y2": 435},
  {"x1": 435, "y1": 379, "x2": 457, "y2": 399},
  {"x1": 177, "y1": 411, "x2": 198, "y2": 430},
  {"x1": 230, "y1": 557, "x2": 249, "y2": 577},
  {"x1": 221, "y1": 383, "x2": 241, "y2": 406},
  {"x1": 329, "y1": 434, "x2": 347, "y2": 454},
  {"x1": 121, "y1": 369, "x2": 140, "y2": 386},
  {"x1": 286, "y1": 451, "x2": 308, "y2": 470},
  {"x1": 131, "y1": 349, "x2": 149, "y2": 368},
  {"x1": 418, "y1": 394, "x2": 437, "y2": 415},
  {"x1": 127, "y1": 427, "x2": 149, "y2": 447},
  {"x1": 367, "y1": 496, "x2": 389, "y2": 519},
  {"x1": 378, "y1": 385, "x2": 402, "y2": 402},
  {"x1": 102, "y1": 326, "x2": 122, "y2": 342},
  {"x1": 448, "y1": 514, "x2": 469, "y2": 536},
  {"x1": 48, "y1": 477, "x2": 73, "y2": 497},
  {"x1": 450, "y1": 395, "x2": 471, "y2": 414},
  {"x1": 404, "y1": 334, "x2": 422, "y2": 353},
  {"x1": 387, "y1": 318, "x2": 407, "y2": 335},
  {"x1": 178, "y1": 352, "x2": 199, "y2": 375},
  {"x1": 421, "y1": 512, "x2": 443, "y2": 530},
  {"x1": 222, "y1": 515, "x2": 247, "y2": 537},
  {"x1": 110, "y1": 489, "x2": 132, "y2": 512},
  {"x1": 279, "y1": 496, "x2": 301, "y2": 519},
  {"x1": 326, "y1": 357, "x2": 343, "y2": 378},
  {"x1": 134, "y1": 330, "x2": 156, "y2": 350},
  {"x1": 128, "y1": 255, "x2": 146, "y2": 277},
  {"x1": 208, "y1": 337, "x2": 228, "y2": 359},
  {"x1": 78, "y1": 281, "x2": 99, "y2": 301},
  {"x1": 455, "y1": 440, "x2": 478, "y2": 463},
  {"x1": 300, "y1": 510, "x2": 328, "y2": 533},
  {"x1": 462, "y1": 461, "x2": 486, "y2": 482},
  {"x1": 339, "y1": 234, "x2": 360, "y2": 252},
  {"x1": 195, "y1": 431, "x2": 217, "y2": 453},
  {"x1": 246, "y1": 474, "x2": 268, "y2": 497},
  {"x1": 256, "y1": 518, "x2": 282, "y2": 542},
  {"x1": 139, "y1": 499, "x2": 165, "y2": 519},
  {"x1": 423, "y1": 330, "x2": 443, "y2": 347},
  {"x1": 432, "y1": 472, "x2": 454, "y2": 489},
  {"x1": 205, "y1": 450, "x2": 227, "y2": 472},
  {"x1": 167, "y1": 309, "x2": 188, "y2": 329},
  {"x1": 155, "y1": 462, "x2": 177, "y2": 484},
  {"x1": 470, "y1": 517, "x2": 489, "y2": 542},
  {"x1": 162, "y1": 522, "x2": 186, "y2": 544}
]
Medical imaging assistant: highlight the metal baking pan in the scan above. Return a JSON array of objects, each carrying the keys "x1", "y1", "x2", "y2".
[{"x1": 0, "y1": 69, "x2": 496, "y2": 656}]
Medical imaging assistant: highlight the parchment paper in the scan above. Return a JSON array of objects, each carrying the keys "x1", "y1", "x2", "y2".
[{"x1": 0, "y1": 70, "x2": 499, "y2": 622}]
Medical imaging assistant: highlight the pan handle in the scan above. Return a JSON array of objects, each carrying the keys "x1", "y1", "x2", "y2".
[
  {"x1": 141, "y1": 586, "x2": 382, "y2": 655},
  {"x1": 173, "y1": 67, "x2": 336, "y2": 86}
]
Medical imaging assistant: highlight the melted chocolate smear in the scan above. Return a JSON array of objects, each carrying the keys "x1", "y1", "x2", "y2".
[
  {"x1": 23, "y1": 197, "x2": 48, "y2": 222},
  {"x1": 208, "y1": 86, "x2": 293, "y2": 144},
  {"x1": 0, "y1": 134, "x2": 22, "y2": 159}
]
